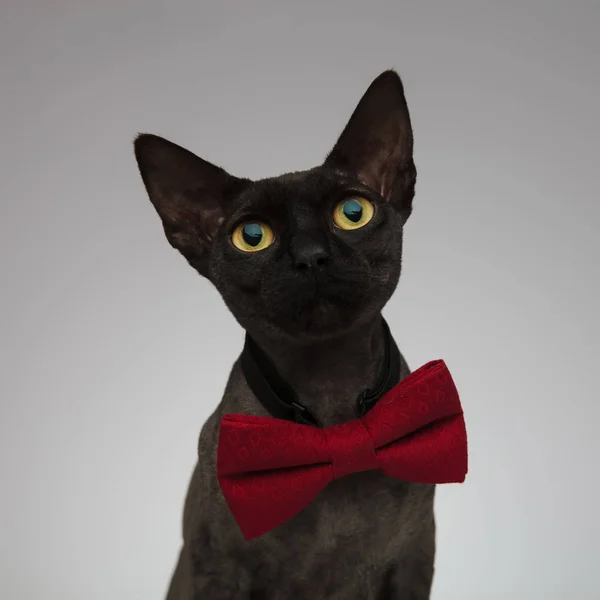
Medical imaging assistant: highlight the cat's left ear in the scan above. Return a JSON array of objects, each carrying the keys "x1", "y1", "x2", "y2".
[
  {"x1": 134, "y1": 134, "x2": 249, "y2": 278},
  {"x1": 324, "y1": 70, "x2": 416, "y2": 220}
]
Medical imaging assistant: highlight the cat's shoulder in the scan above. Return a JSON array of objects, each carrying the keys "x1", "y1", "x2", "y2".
[{"x1": 197, "y1": 357, "x2": 271, "y2": 444}]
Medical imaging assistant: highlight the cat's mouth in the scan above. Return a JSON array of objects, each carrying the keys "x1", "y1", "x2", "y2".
[
  {"x1": 235, "y1": 263, "x2": 391, "y2": 339},
  {"x1": 290, "y1": 278, "x2": 368, "y2": 334}
]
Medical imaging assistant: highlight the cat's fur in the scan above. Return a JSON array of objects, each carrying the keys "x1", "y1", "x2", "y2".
[{"x1": 134, "y1": 71, "x2": 437, "y2": 599}]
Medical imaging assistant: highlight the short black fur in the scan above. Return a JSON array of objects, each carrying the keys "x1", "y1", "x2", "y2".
[{"x1": 134, "y1": 70, "x2": 437, "y2": 600}]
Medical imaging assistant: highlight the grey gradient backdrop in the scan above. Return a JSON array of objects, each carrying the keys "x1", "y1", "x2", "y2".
[{"x1": 1, "y1": 1, "x2": 598, "y2": 599}]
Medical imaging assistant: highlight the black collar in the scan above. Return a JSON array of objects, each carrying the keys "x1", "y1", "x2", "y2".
[{"x1": 240, "y1": 317, "x2": 401, "y2": 428}]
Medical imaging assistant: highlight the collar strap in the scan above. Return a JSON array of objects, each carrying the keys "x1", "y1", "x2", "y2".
[{"x1": 241, "y1": 317, "x2": 401, "y2": 428}]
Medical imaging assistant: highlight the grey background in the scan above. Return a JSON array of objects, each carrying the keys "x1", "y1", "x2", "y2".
[{"x1": 1, "y1": 1, "x2": 598, "y2": 599}]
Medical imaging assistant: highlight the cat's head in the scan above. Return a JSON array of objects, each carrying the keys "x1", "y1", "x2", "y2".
[{"x1": 134, "y1": 71, "x2": 416, "y2": 341}]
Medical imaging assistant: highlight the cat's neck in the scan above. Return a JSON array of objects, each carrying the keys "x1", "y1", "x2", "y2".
[{"x1": 247, "y1": 315, "x2": 388, "y2": 425}]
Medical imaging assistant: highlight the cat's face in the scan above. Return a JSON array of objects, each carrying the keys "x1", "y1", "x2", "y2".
[
  {"x1": 134, "y1": 70, "x2": 416, "y2": 341},
  {"x1": 208, "y1": 168, "x2": 406, "y2": 339}
]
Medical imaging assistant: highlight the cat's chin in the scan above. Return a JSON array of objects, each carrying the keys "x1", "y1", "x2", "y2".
[
  {"x1": 261, "y1": 301, "x2": 378, "y2": 343},
  {"x1": 228, "y1": 271, "x2": 396, "y2": 343}
]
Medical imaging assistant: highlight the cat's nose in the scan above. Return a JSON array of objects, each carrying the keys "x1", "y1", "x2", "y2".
[{"x1": 291, "y1": 238, "x2": 329, "y2": 270}]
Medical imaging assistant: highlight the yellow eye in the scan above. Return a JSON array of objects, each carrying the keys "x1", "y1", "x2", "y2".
[
  {"x1": 333, "y1": 197, "x2": 375, "y2": 230},
  {"x1": 231, "y1": 221, "x2": 274, "y2": 252}
]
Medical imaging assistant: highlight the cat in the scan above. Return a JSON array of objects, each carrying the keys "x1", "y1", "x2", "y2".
[{"x1": 134, "y1": 70, "x2": 437, "y2": 599}]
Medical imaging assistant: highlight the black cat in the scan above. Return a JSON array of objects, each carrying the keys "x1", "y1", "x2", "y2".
[{"x1": 134, "y1": 70, "x2": 438, "y2": 599}]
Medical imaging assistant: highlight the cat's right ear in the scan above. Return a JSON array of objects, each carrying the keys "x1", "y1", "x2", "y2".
[{"x1": 133, "y1": 134, "x2": 249, "y2": 278}]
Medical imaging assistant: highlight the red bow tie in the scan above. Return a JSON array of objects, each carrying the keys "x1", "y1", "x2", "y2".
[{"x1": 217, "y1": 360, "x2": 468, "y2": 540}]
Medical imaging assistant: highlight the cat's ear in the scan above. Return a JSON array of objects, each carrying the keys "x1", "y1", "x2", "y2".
[
  {"x1": 134, "y1": 134, "x2": 249, "y2": 278},
  {"x1": 324, "y1": 70, "x2": 416, "y2": 219}
]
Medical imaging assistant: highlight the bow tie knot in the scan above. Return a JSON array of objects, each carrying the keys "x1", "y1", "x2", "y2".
[{"x1": 325, "y1": 419, "x2": 378, "y2": 479}]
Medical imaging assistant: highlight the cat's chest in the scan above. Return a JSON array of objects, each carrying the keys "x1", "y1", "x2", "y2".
[
  {"x1": 248, "y1": 473, "x2": 433, "y2": 599},
  {"x1": 262, "y1": 471, "x2": 424, "y2": 547}
]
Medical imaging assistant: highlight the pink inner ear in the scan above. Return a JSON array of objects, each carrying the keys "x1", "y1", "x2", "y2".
[
  {"x1": 352, "y1": 116, "x2": 411, "y2": 203},
  {"x1": 197, "y1": 203, "x2": 226, "y2": 244},
  {"x1": 357, "y1": 152, "x2": 397, "y2": 201},
  {"x1": 340, "y1": 144, "x2": 415, "y2": 215}
]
